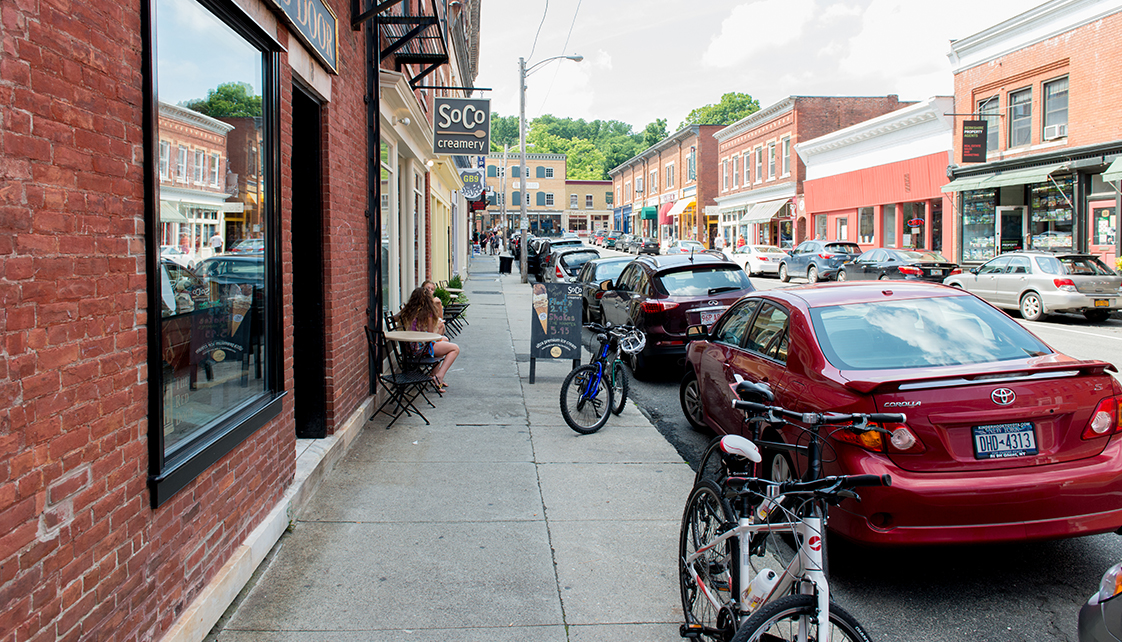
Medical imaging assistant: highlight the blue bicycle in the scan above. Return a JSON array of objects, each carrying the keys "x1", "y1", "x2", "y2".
[{"x1": 559, "y1": 323, "x2": 645, "y2": 434}]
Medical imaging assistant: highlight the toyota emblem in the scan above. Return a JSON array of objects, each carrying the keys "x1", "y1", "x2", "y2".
[
  {"x1": 708, "y1": 300, "x2": 719, "y2": 306},
  {"x1": 991, "y1": 388, "x2": 1016, "y2": 405}
]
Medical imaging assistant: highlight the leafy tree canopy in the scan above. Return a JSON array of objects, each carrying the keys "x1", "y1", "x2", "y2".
[
  {"x1": 182, "y1": 81, "x2": 262, "y2": 118},
  {"x1": 679, "y1": 92, "x2": 760, "y2": 129},
  {"x1": 643, "y1": 119, "x2": 668, "y2": 147}
]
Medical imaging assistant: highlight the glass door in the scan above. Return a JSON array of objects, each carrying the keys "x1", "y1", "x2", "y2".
[{"x1": 997, "y1": 206, "x2": 1027, "y2": 254}]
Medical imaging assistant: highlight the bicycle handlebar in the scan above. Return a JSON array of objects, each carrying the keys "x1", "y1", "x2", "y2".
[
  {"x1": 583, "y1": 322, "x2": 637, "y2": 335},
  {"x1": 732, "y1": 399, "x2": 906, "y2": 428},
  {"x1": 726, "y1": 472, "x2": 891, "y2": 502}
]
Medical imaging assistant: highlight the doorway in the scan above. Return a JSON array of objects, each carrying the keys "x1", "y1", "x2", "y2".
[
  {"x1": 997, "y1": 206, "x2": 1027, "y2": 254},
  {"x1": 290, "y1": 86, "x2": 327, "y2": 438}
]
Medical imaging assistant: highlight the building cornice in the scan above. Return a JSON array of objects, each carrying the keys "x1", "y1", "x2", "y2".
[
  {"x1": 948, "y1": 0, "x2": 1122, "y2": 72},
  {"x1": 608, "y1": 125, "x2": 700, "y2": 177},
  {"x1": 488, "y1": 153, "x2": 567, "y2": 161},
  {"x1": 795, "y1": 97, "x2": 952, "y2": 159},
  {"x1": 159, "y1": 101, "x2": 236, "y2": 135},
  {"x1": 715, "y1": 97, "x2": 795, "y2": 142}
]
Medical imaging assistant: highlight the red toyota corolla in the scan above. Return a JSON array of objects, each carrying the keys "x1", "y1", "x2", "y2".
[{"x1": 680, "y1": 281, "x2": 1122, "y2": 545}]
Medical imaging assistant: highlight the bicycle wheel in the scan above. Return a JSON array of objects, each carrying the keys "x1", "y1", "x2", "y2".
[
  {"x1": 729, "y1": 594, "x2": 872, "y2": 642},
  {"x1": 680, "y1": 480, "x2": 738, "y2": 642},
  {"x1": 559, "y1": 364, "x2": 612, "y2": 434},
  {"x1": 610, "y1": 360, "x2": 628, "y2": 415}
]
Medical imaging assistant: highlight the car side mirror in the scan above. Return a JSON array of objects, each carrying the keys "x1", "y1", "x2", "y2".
[
  {"x1": 685, "y1": 324, "x2": 709, "y2": 341},
  {"x1": 969, "y1": 267, "x2": 979, "y2": 275},
  {"x1": 598, "y1": 279, "x2": 614, "y2": 291}
]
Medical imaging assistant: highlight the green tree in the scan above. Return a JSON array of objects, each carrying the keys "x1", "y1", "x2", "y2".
[
  {"x1": 489, "y1": 113, "x2": 519, "y2": 151},
  {"x1": 643, "y1": 118, "x2": 668, "y2": 146},
  {"x1": 182, "y1": 81, "x2": 262, "y2": 118},
  {"x1": 679, "y1": 92, "x2": 760, "y2": 129}
]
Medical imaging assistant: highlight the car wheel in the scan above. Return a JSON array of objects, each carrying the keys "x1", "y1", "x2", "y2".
[
  {"x1": 1084, "y1": 309, "x2": 1111, "y2": 323},
  {"x1": 1020, "y1": 291, "x2": 1046, "y2": 321},
  {"x1": 778, "y1": 263, "x2": 790, "y2": 282},
  {"x1": 836, "y1": 269, "x2": 847, "y2": 282},
  {"x1": 807, "y1": 265, "x2": 819, "y2": 283},
  {"x1": 679, "y1": 370, "x2": 708, "y2": 431},
  {"x1": 582, "y1": 301, "x2": 589, "y2": 324},
  {"x1": 628, "y1": 348, "x2": 647, "y2": 380},
  {"x1": 878, "y1": 274, "x2": 889, "y2": 280}
]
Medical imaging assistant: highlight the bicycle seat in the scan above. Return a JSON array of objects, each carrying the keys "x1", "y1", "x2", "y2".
[{"x1": 720, "y1": 434, "x2": 761, "y2": 464}]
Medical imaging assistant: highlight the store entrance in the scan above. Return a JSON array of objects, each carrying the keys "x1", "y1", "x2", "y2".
[
  {"x1": 997, "y1": 206, "x2": 1027, "y2": 254},
  {"x1": 291, "y1": 86, "x2": 327, "y2": 438}
]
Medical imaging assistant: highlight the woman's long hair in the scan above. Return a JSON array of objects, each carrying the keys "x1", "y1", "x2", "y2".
[{"x1": 399, "y1": 287, "x2": 439, "y2": 331}]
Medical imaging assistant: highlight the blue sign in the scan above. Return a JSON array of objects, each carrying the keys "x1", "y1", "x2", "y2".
[{"x1": 271, "y1": 0, "x2": 338, "y2": 73}]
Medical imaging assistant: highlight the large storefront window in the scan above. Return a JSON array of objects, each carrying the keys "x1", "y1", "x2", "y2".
[
  {"x1": 1029, "y1": 175, "x2": 1074, "y2": 252},
  {"x1": 883, "y1": 204, "x2": 896, "y2": 247},
  {"x1": 858, "y1": 207, "x2": 874, "y2": 244},
  {"x1": 150, "y1": 0, "x2": 279, "y2": 505},
  {"x1": 962, "y1": 190, "x2": 997, "y2": 261}
]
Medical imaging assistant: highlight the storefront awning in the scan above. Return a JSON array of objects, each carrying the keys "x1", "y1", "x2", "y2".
[
  {"x1": 640, "y1": 206, "x2": 658, "y2": 220},
  {"x1": 656, "y1": 202, "x2": 674, "y2": 224},
  {"x1": 665, "y1": 197, "x2": 695, "y2": 223},
  {"x1": 1104, "y1": 158, "x2": 1122, "y2": 183},
  {"x1": 942, "y1": 163, "x2": 1068, "y2": 192},
  {"x1": 160, "y1": 201, "x2": 187, "y2": 223},
  {"x1": 740, "y1": 199, "x2": 788, "y2": 225}
]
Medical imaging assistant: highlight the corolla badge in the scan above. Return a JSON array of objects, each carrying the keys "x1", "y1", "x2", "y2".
[{"x1": 991, "y1": 388, "x2": 1016, "y2": 405}]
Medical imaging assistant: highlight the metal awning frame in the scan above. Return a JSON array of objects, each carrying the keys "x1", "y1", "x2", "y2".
[{"x1": 352, "y1": 0, "x2": 449, "y2": 89}]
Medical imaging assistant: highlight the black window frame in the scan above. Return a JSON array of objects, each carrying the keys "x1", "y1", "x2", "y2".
[{"x1": 143, "y1": 0, "x2": 286, "y2": 508}]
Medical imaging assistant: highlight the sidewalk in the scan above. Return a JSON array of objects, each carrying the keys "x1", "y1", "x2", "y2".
[{"x1": 207, "y1": 254, "x2": 695, "y2": 641}]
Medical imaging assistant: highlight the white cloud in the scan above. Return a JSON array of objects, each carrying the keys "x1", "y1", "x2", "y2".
[{"x1": 702, "y1": 0, "x2": 817, "y2": 68}]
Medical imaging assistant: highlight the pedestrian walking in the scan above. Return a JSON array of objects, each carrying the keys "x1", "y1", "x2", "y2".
[{"x1": 209, "y1": 230, "x2": 223, "y2": 254}]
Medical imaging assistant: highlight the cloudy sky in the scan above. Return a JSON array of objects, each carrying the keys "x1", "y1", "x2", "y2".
[{"x1": 475, "y1": 0, "x2": 1048, "y2": 132}]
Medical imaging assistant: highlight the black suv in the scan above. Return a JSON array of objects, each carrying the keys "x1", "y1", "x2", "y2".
[{"x1": 599, "y1": 253, "x2": 754, "y2": 378}]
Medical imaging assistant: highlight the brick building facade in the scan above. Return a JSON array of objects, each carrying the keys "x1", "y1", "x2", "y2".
[
  {"x1": 0, "y1": 1, "x2": 479, "y2": 641},
  {"x1": 563, "y1": 180, "x2": 613, "y2": 237},
  {"x1": 483, "y1": 153, "x2": 567, "y2": 236},
  {"x1": 944, "y1": 0, "x2": 1122, "y2": 264}
]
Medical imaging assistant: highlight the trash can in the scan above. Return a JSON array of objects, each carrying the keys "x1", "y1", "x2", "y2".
[{"x1": 499, "y1": 255, "x2": 513, "y2": 274}]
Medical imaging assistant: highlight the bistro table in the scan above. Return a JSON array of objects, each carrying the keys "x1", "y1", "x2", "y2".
[
  {"x1": 384, "y1": 330, "x2": 443, "y2": 343},
  {"x1": 444, "y1": 287, "x2": 463, "y2": 295}
]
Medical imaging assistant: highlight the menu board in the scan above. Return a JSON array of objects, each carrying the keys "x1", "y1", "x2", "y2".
[{"x1": 529, "y1": 282, "x2": 581, "y2": 384}]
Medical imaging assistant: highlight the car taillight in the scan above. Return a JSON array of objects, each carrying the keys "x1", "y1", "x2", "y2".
[
  {"x1": 759, "y1": 257, "x2": 769, "y2": 261},
  {"x1": 1054, "y1": 278, "x2": 1078, "y2": 292},
  {"x1": 640, "y1": 299, "x2": 679, "y2": 314},
  {"x1": 555, "y1": 265, "x2": 565, "y2": 279},
  {"x1": 833, "y1": 422, "x2": 924, "y2": 454},
  {"x1": 948, "y1": 268, "x2": 962, "y2": 275},
  {"x1": 818, "y1": 253, "x2": 835, "y2": 260},
  {"x1": 1083, "y1": 396, "x2": 1122, "y2": 439},
  {"x1": 897, "y1": 265, "x2": 923, "y2": 276}
]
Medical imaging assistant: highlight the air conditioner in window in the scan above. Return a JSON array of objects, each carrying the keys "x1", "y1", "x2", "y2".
[{"x1": 1044, "y1": 124, "x2": 1067, "y2": 140}]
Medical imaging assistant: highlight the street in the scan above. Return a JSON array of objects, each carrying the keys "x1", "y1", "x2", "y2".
[{"x1": 580, "y1": 248, "x2": 1122, "y2": 641}]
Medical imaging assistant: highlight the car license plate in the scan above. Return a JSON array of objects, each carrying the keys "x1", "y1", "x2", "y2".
[
  {"x1": 1095, "y1": 299, "x2": 1110, "y2": 307},
  {"x1": 701, "y1": 311, "x2": 722, "y2": 326},
  {"x1": 930, "y1": 269, "x2": 943, "y2": 276},
  {"x1": 972, "y1": 423, "x2": 1037, "y2": 459}
]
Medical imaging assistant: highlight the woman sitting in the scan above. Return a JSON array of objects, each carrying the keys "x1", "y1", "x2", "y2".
[
  {"x1": 398, "y1": 286, "x2": 459, "y2": 389},
  {"x1": 422, "y1": 279, "x2": 446, "y2": 335}
]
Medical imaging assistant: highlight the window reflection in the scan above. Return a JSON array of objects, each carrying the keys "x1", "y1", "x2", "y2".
[{"x1": 157, "y1": 0, "x2": 267, "y2": 454}]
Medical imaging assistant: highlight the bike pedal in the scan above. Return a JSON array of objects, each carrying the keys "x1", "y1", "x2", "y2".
[{"x1": 679, "y1": 623, "x2": 704, "y2": 638}]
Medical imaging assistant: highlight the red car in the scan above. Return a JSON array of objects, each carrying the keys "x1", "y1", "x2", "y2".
[{"x1": 680, "y1": 281, "x2": 1122, "y2": 545}]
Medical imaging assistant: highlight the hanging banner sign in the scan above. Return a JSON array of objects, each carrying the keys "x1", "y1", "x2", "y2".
[
  {"x1": 268, "y1": 0, "x2": 338, "y2": 73},
  {"x1": 962, "y1": 120, "x2": 988, "y2": 163},
  {"x1": 459, "y1": 169, "x2": 484, "y2": 199},
  {"x1": 433, "y1": 97, "x2": 491, "y2": 155}
]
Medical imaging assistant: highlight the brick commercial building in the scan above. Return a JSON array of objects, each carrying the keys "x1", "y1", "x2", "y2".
[
  {"x1": 713, "y1": 95, "x2": 909, "y2": 249},
  {"x1": 0, "y1": 0, "x2": 479, "y2": 640},
  {"x1": 563, "y1": 179, "x2": 614, "y2": 238},
  {"x1": 483, "y1": 153, "x2": 568, "y2": 237},
  {"x1": 610, "y1": 126, "x2": 723, "y2": 247},
  {"x1": 944, "y1": 0, "x2": 1122, "y2": 265}
]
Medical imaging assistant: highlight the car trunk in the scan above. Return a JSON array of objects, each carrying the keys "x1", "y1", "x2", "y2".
[
  {"x1": 845, "y1": 361, "x2": 1117, "y2": 473},
  {"x1": 906, "y1": 260, "x2": 957, "y2": 281},
  {"x1": 1072, "y1": 276, "x2": 1122, "y2": 295}
]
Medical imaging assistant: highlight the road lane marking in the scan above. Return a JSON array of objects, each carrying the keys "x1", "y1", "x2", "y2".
[{"x1": 1020, "y1": 321, "x2": 1122, "y2": 341}]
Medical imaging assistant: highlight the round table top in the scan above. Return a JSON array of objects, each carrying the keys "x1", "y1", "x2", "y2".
[
  {"x1": 384, "y1": 330, "x2": 443, "y2": 342},
  {"x1": 445, "y1": 288, "x2": 463, "y2": 294}
]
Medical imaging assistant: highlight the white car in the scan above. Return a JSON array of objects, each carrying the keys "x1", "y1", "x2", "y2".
[
  {"x1": 728, "y1": 244, "x2": 787, "y2": 276},
  {"x1": 666, "y1": 239, "x2": 706, "y2": 255},
  {"x1": 160, "y1": 245, "x2": 198, "y2": 270}
]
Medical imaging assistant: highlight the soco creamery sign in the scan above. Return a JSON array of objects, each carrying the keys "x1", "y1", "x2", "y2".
[{"x1": 433, "y1": 97, "x2": 491, "y2": 155}]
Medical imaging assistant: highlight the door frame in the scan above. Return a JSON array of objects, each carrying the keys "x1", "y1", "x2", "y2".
[{"x1": 996, "y1": 205, "x2": 1028, "y2": 254}]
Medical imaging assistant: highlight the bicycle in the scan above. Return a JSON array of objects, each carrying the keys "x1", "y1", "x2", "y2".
[
  {"x1": 558, "y1": 322, "x2": 645, "y2": 434},
  {"x1": 679, "y1": 378, "x2": 906, "y2": 642}
]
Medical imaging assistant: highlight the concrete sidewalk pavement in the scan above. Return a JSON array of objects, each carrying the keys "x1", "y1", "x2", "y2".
[{"x1": 207, "y1": 253, "x2": 695, "y2": 641}]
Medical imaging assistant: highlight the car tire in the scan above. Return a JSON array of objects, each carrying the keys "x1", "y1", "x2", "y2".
[
  {"x1": 836, "y1": 269, "x2": 847, "y2": 282},
  {"x1": 1084, "y1": 309, "x2": 1111, "y2": 323},
  {"x1": 878, "y1": 274, "x2": 889, "y2": 280},
  {"x1": 807, "y1": 265, "x2": 819, "y2": 283},
  {"x1": 778, "y1": 263, "x2": 790, "y2": 282},
  {"x1": 582, "y1": 301, "x2": 589, "y2": 324},
  {"x1": 1020, "y1": 291, "x2": 1046, "y2": 321},
  {"x1": 628, "y1": 348, "x2": 647, "y2": 381},
  {"x1": 679, "y1": 370, "x2": 708, "y2": 431}
]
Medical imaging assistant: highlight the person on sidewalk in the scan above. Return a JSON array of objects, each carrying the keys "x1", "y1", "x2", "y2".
[
  {"x1": 400, "y1": 287, "x2": 459, "y2": 389},
  {"x1": 422, "y1": 279, "x2": 446, "y2": 335}
]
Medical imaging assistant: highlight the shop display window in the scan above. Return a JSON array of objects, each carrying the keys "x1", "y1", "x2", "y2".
[
  {"x1": 149, "y1": 0, "x2": 280, "y2": 505},
  {"x1": 858, "y1": 207, "x2": 874, "y2": 244},
  {"x1": 962, "y1": 190, "x2": 997, "y2": 261},
  {"x1": 1029, "y1": 175, "x2": 1073, "y2": 252}
]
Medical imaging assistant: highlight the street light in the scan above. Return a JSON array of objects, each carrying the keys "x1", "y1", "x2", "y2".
[{"x1": 519, "y1": 53, "x2": 583, "y2": 283}]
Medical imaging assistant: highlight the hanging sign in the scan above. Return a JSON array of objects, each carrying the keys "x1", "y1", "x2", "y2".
[
  {"x1": 433, "y1": 97, "x2": 491, "y2": 155},
  {"x1": 962, "y1": 120, "x2": 988, "y2": 163},
  {"x1": 459, "y1": 169, "x2": 484, "y2": 199},
  {"x1": 268, "y1": 0, "x2": 338, "y2": 73}
]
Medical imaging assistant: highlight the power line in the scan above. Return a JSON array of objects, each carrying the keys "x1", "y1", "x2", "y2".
[
  {"x1": 527, "y1": 0, "x2": 549, "y2": 62},
  {"x1": 535, "y1": 0, "x2": 583, "y2": 117}
]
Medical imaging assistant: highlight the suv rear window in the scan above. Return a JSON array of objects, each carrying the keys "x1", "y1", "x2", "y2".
[
  {"x1": 810, "y1": 295, "x2": 1051, "y2": 370},
  {"x1": 655, "y1": 267, "x2": 751, "y2": 296},
  {"x1": 825, "y1": 243, "x2": 861, "y2": 254}
]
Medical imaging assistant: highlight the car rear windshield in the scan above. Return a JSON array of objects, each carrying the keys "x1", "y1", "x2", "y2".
[
  {"x1": 753, "y1": 246, "x2": 782, "y2": 253},
  {"x1": 560, "y1": 251, "x2": 598, "y2": 269},
  {"x1": 825, "y1": 243, "x2": 861, "y2": 254},
  {"x1": 1035, "y1": 255, "x2": 1116, "y2": 276},
  {"x1": 655, "y1": 267, "x2": 751, "y2": 296},
  {"x1": 810, "y1": 295, "x2": 1051, "y2": 370},
  {"x1": 898, "y1": 251, "x2": 949, "y2": 262}
]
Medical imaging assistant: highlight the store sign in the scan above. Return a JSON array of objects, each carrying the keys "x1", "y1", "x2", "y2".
[
  {"x1": 962, "y1": 120, "x2": 988, "y2": 163},
  {"x1": 433, "y1": 97, "x2": 491, "y2": 155},
  {"x1": 269, "y1": 0, "x2": 337, "y2": 73},
  {"x1": 907, "y1": 218, "x2": 924, "y2": 227},
  {"x1": 460, "y1": 169, "x2": 484, "y2": 199}
]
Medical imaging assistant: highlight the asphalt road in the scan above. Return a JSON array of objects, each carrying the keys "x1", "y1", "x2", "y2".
[{"x1": 577, "y1": 247, "x2": 1122, "y2": 641}]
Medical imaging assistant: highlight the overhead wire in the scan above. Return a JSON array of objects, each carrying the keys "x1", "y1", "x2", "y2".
[
  {"x1": 526, "y1": 0, "x2": 549, "y2": 62},
  {"x1": 534, "y1": 0, "x2": 583, "y2": 118}
]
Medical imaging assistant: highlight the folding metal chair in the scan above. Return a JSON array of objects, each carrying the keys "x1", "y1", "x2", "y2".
[{"x1": 366, "y1": 326, "x2": 433, "y2": 428}]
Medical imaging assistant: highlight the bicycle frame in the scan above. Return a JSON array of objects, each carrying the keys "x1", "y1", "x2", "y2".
[
  {"x1": 684, "y1": 495, "x2": 833, "y2": 641},
  {"x1": 580, "y1": 335, "x2": 614, "y2": 402}
]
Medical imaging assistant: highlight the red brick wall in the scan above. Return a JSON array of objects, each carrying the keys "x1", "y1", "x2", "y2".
[
  {"x1": 0, "y1": 0, "x2": 370, "y2": 640},
  {"x1": 952, "y1": 11, "x2": 1122, "y2": 163}
]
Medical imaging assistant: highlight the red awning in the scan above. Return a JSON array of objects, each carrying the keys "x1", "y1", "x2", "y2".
[{"x1": 658, "y1": 202, "x2": 675, "y2": 225}]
